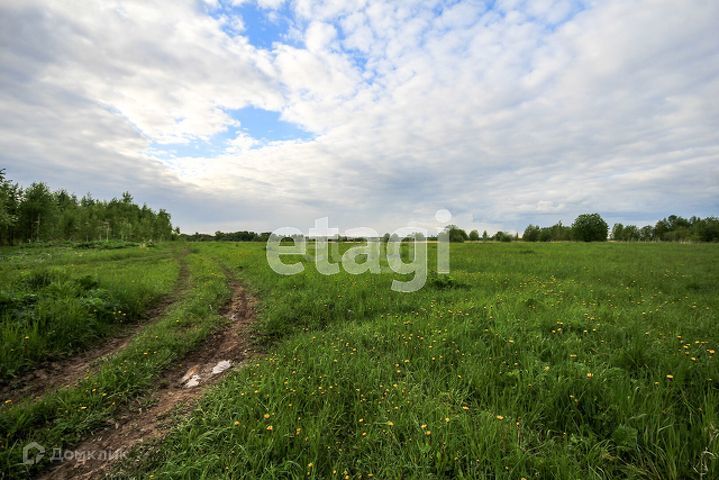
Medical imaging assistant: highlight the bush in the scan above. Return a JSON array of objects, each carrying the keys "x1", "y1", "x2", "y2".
[
  {"x1": 571, "y1": 213, "x2": 608, "y2": 242},
  {"x1": 493, "y1": 231, "x2": 513, "y2": 242}
]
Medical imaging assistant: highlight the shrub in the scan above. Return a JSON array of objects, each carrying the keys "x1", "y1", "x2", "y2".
[{"x1": 571, "y1": 213, "x2": 608, "y2": 242}]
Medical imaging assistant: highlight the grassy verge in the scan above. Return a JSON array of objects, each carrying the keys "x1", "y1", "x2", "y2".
[
  {"x1": 0, "y1": 250, "x2": 231, "y2": 478},
  {"x1": 126, "y1": 242, "x2": 719, "y2": 479}
]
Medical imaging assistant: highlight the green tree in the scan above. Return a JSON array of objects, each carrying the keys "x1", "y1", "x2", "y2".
[
  {"x1": 522, "y1": 225, "x2": 540, "y2": 242},
  {"x1": 19, "y1": 182, "x2": 58, "y2": 242},
  {"x1": 468, "y1": 229, "x2": 479, "y2": 241},
  {"x1": 0, "y1": 172, "x2": 176, "y2": 244},
  {"x1": 445, "y1": 225, "x2": 468, "y2": 243},
  {"x1": 571, "y1": 213, "x2": 608, "y2": 242},
  {"x1": 0, "y1": 171, "x2": 21, "y2": 245},
  {"x1": 639, "y1": 225, "x2": 654, "y2": 241},
  {"x1": 493, "y1": 231, "x2": 513, "y2": 242},
  {"x1": 611, "y1": 223, "x2": 624, "y2": 241},
  {"x1": 623, "y1": 225, "x2": 640, "y2": 241}
]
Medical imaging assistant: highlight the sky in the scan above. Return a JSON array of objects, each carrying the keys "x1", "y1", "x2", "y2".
[{"x1": 1, "y1": 0, "x2": 718, "y2": 235}]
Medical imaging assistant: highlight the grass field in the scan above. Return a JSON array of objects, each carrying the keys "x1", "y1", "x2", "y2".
[
  {"x1": 0, "y1": 244, "x2": 182, "y2": 379},
  {"x1": 1, "y1": 241, "x2": 718, "y2": 479}
]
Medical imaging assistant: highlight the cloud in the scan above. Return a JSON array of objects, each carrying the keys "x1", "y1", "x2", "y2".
[{"x1": 1, "y1": 0, "x2": 717, "y2": 235}]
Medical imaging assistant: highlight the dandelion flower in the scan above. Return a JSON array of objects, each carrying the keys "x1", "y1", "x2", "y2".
[
  {"x1": 266, "y1": 425, "x2": 273, "y2": 431},
  {"x1": 234, "y1": 420, "x2": 241, "y2": 426},
  {"x1": 386, "y1": 421, "x2": 394, "y2": 426},
  {"x1": 263, "y1": 413, "x2": 271, "y2": 419},
  {"x1": 666, "y1": 374, "x2": 674, "y2": 381},
  {"x1": 496, "y1": 415, "x2": 505, "y2": 421},
  {"x1": 586, "y1": 372, "x2": 593, "y2": 379}
]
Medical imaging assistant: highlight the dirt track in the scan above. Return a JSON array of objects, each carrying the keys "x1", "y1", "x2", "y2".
[
  {"x1": 1, "y1": 255, "x2": 190, "y2": 404},
  {"x1": 37, "y1": 280, "x2": 258, "y2": 480}
]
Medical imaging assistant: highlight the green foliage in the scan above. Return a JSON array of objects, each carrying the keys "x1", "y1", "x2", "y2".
[
  {"x1": 118, "y1": 241, "x2": 719, "y2": 479},
  {"x1": 571, "y1": 213, "x2": 609, "y2": 242},
  {"x1": 428, "y1": 272, "x2": 464, "y2": 290},
  {"x1": 445, "y1": 225, "x2": 468, "y2": 243},
  {"x1": 0, "y1": 245, "x2": 181, "y2": 378},
  {"x1": 653, "y1": 215, "x2": 719, "y2": 242},
  {"x1": 183, "y1": 230, "x2": 271, "y2": 242},
  {"x1": 612, "y1": 223, "x2": 641, "y2": 241},
  {"x1": 530, "y1": 222, "x2": 572, "y2": 242},
  {"x1": 0, "y1": 172, "x2": 176, "y2": 245},
  {"x1": 3, "y1": 242, "x2": 719, "y2": 479},
  {"x1": 523, "y1": 224, "x2": 541, "y2": 242},
  {"x1": 0, "y1": 247, "x2": 229, "y2": 477},
  {"x1": 0, "y1": 170, "x2": 19, "y2": 239},
  {"x1": 543, "y1": 215, "x2": 719, "y2": 243},
  {"x1": 75, "y1": 240, "x2": 140, "y2": 250},
  {"x1": 493, "y1": 231, "x2": 513, "y2": 242},
  {"x1": 468, "y1": 229, "x2": 480, "y2": 241}
]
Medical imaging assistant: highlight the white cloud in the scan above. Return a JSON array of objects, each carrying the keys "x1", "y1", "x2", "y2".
[
  {"x1": 257, "y1": 0, "x2": 287, "y2": 10},
  {"x1": 1, "y1": 0, "x2": 717, "y2": 234}
]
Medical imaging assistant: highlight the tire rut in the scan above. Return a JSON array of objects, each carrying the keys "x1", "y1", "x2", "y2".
[
  {"x1": 0, "y1": 251, "x2": 191, "y2": 404},
  {"x1": 37, "y1": 277, "x2": 259, "y2": 480}
]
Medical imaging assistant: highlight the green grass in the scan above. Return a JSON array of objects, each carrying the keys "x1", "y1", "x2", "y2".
[
  {"x1": 2, "y1": 242, "x2": 718, "y2": 479},
  {"x1": 0, "y1": 248, "x2": 232, "y2": 478},
  {"x1": 0, "y1": 244, "x2": 182, "y2": 378},
  {"x1": 125, "y1": 242, "x2": 719, "y2": 479}
]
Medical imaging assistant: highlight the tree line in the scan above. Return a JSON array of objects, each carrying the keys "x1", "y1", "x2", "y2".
[
  {"x1": 182, "y1": 231, "x2": 273, "y2": 242},
  {"x1": 181, "y1": 213, "x2": 719, "y2": 245},
  {"x1": 3, "y1": 169, "x2": 715, "y2": 245},
  {"x1": 0, "y1": 170, "x2": 175, "y2": 245},
  {"x1": 522, "y1": 213, "x2": 719, "y2": 242},
  {"x1": 448, "y1": 213, "x2": 719, "y2": 243},
  {"x1": 609, "y1": 215, "x2": 719, "y2": 242}
]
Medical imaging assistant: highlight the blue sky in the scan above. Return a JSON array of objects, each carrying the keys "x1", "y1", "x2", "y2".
[
  {"x1": 0, "y1": 0, "x2": 717, "y2": 234},
  {"x1": 212, "y1": 1, "x2": 298, "y2": 49},
  {"x1": 150, "y1": 107, "x2": 312, "y2": 159},
  {"x1": 148, "y1": 1, "x2": 312, "y2": 159}
]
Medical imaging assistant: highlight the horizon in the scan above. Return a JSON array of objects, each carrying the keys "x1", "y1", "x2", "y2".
[
  {"x1": 1, "y1": 0, "x2": 718, "y2": 235},
  {"x1": 1, "y1": 171, "x2": 706, "y2": 237}
]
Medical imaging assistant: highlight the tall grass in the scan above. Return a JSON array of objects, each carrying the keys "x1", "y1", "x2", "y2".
[
  {"x1": 0, "y1": 249, "x2": 231, "y2": 477},
  {"x1": 0, "y1": 245, "x2": 181, "y2": 378},
  {"x1": 127, "y1": 242, "x2": 719, "y2": 479}
]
